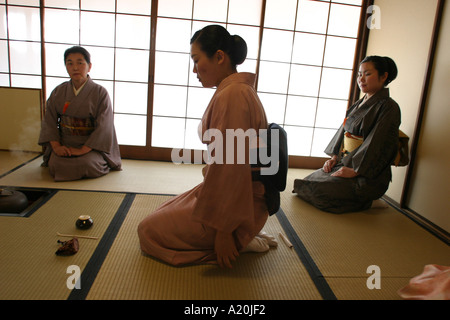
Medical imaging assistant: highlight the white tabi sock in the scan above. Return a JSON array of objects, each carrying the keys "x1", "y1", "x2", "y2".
[{"x1": 241, "y1": 237, "x2": 270, "y2": 253}]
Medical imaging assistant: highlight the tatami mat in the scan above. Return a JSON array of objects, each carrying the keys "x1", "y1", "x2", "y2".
[
  {"x1": 0, "y1": 150, "x2": 40, "y2": 177},
  {"x1": 86, "y1": 194, "x2": 322, "y2": 300},
  {"x1": 282, "y1": 171, "x2": 450, "y2": 299},
  {"x1": 326, "y1": 278, "x2": 409, "y2": 300},
  {"x1": 1, "y1": 152, "x2": 448, "y2": 300},
  {"x1": 0, "y1": 190, "x2": 125, "y2": 300},
  {"x1": 0, "y1": 155, "x2": 203, "y2": 195}
]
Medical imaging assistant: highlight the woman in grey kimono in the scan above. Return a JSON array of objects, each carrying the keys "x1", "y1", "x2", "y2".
[
  {"x1": 39, "y1": 46, "x2": 121, "y2": 181},
  {"x1": 293, "y1": 56, "x2": 400, "y2": 213}
]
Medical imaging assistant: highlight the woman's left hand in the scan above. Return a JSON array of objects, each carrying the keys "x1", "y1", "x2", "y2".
[{"x1": 331, "y1": 166, "x2": 359, "y2": 178}]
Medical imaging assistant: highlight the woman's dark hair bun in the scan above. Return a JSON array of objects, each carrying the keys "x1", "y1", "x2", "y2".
[
  {"x1": 229, "y1": 34, "x2": 247, "y2": 66},
  {"x1": 361, "y1": 55, "x2": 398, "y2": 86},
  {"x1": 191, "y1": 25, "x2": 247, "y2": 67},
  {"x1": 383, "y1": 56, "x2": 398, "y2": 85}
]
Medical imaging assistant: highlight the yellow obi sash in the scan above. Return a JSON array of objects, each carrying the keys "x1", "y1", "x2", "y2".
[
  {"x1": 342, "y1": 130, "x2": 410, "y2": 166},
  {"x1": 342, "y1": 131, "x2": 363, "y2": 155}
]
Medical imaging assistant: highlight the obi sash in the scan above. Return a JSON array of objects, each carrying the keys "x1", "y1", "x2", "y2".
[
  {"x1": 58, "y1": 114, "x2": 95, "y2": 136},
  {"x1": 341, "y1": 129, "x2": 410, "y2": 167},
  {"x1": 341, "y1": 115, "x2": 363, "y2": 156},
  {"x1": 342, "y1": 131, "x2": 363, "y2": 156}
]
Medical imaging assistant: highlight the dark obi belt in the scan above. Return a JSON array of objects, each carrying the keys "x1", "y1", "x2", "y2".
[{"x1": 58, "y1": 115, "x2": 95, "y2": 136}]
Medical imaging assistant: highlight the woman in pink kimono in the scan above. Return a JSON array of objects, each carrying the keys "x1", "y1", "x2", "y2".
[
  {"x1": 39, "y1": 46, "x2": 121, "y2": 181},
  {"x1": 138, "y1": 25, "x2": 276, "y2": 268}
]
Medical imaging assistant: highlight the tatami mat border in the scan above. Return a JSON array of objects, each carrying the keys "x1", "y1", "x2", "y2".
[
  {"x1": 383, "y1": 195, "x2": 450, "y2": 245},
  {"x1": 68, "y1": 193, "x2": 136, "y2": 300},
  {"x1": 276, "y1": 208, "x2": 337, "y2": 300}
]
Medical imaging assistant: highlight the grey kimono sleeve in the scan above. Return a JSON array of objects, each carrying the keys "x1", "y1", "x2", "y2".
[
  {"x1": 84, "y1": 88, "x2": 115, "y2": 153},
  {"x1": 324, "y1": 124, "x2": 345, "y2": 157}
]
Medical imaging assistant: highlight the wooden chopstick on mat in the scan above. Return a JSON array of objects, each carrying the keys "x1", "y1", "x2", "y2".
[
  {"x1": 279, "y1": 232, "x2": 293, "y2": 248},
  {"x1": 57, "y1": 232, "x2": 99, "y2": 240}
]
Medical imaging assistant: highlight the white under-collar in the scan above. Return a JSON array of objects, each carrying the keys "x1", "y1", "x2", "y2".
[{"x1": 73, "y1": 79, "x2": 88, "y2": 96}]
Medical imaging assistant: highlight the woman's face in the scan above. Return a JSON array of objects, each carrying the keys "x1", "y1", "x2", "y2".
[
  {"x1": 65, "y1": 53, "x2": 92, "y2": 85},
  {"x1": 190, "y1": 42, "x2": 221, "y2": 88},
  {"x1": 357, "y1": 62, "x2": 388, "y2": 97}
]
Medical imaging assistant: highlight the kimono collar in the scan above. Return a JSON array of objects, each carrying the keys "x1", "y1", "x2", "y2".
[
  {"x1": 362, "y1": 87, "x2": 391, "y2": 105},
  {"x1": 216, "y1": 72, "x2": 257, "y2": 91},
  {"x1": 70, "y1": 76, "x2": 92, "y2": 96}
]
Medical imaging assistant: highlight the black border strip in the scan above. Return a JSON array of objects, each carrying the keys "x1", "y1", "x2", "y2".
[
  {"x1": 22, "y1": 189, "x2": 58, "y2": 218},
  {"x1": 276, "y1": 208, "x2": 337, "y2": 300},
  {"x1": 383, "y1": 195, "x2": 449, "y2": 245},
  {"x1": 0, "y1": 153, "x2": 42, "y2": 179},
  {"x1": 67, "y1": 193, "x2": 136, "y2": 300}
]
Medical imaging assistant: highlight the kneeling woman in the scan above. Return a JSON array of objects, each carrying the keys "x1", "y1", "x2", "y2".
[
  {"x1": 138, "y1": 25, "x2": 275, "y2": 268},
  {"x1": 293, "y1": 56, "x2": 401, "y2": 213},
  {"x1": 39, "y1": 46, "x2": 122, "y2": 181}
]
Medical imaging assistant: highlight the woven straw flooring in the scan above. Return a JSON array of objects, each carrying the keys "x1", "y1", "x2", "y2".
[{"x1": 0, "y1": 152, "x2": 448, "y2": 300}]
